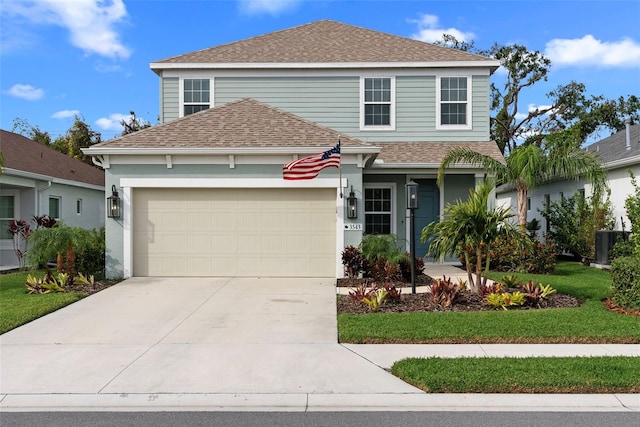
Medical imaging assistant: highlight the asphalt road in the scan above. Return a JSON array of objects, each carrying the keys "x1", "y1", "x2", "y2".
[{"x1": 1, "y1": 411, "x2": 638, "y2": 427}]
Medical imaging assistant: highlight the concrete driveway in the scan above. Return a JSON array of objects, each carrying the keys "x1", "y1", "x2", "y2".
[{"x1": 0, "y1": 277, "x2": 420, "y2": 396}]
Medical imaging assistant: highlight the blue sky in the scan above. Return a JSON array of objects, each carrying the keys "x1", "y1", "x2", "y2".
[{"x1": 1, "y1": 0, "x2": 639, "y2": 141}]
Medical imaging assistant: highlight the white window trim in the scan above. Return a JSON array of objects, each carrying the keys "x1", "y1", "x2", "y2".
[
  {"x1": 0, "y1": 190, "x2": 20, "y2": 248},
  {"x1": 49, "y1": 196, "x2": 61, "y2": 220},
  {"x1": 359, "y1": 76, "x2": 396, "y2": 131},
  {"x1": 179, "y1": 76, "x2": 213, "y2": 118},
  {"x1": 363, "y1": 182, "x2": 397, "y2": 235},
  {"x1": 436, "y1": 75, "x2": 472, "y2": 130},
  {"x1": 76, "y1": 198, "x2": 82, "y2": 215}
]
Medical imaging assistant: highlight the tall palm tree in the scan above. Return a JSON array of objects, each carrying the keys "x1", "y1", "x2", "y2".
[
  {"x1": 421, "y1": 180, "x2": 517, "y2": 293},
  {"x1": 438, "y1": 134, "x2": 607, "y2": 229}
]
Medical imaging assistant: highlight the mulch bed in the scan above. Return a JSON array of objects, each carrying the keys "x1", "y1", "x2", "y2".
[
  {"x1": 64, "y1": 279, "x2": 121, "y2": 295},
  {"x1": 337, "y1": 275, "x2": 582, "y2": 314}
]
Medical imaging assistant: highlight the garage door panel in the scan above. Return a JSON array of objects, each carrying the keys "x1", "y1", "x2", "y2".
[{"x1": 133, "y1": 188, "x2": 336, "y2": 277}]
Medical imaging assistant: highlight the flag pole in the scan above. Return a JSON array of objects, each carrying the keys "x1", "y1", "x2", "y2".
[{"x1": 338, "y1": 135, "x2": 343, "y2": 198}]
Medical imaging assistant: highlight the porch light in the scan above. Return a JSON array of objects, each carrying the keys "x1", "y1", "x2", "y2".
[
  {"x1": 405, "y1": 180, "x2": 419, "y2": 294},
  {"x1": 107, "y1": 185, "x2": 121, "y2": 219},
  {"x1": 346, "y1": 186, "x2": 358, "y2": 219},
  {"x1": 406, "y1": 180, "x2": 419, "y2": 210}
]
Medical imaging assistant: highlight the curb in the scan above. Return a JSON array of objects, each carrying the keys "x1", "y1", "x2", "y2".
[{"x1": 1, "y1": 393, "x2": 639, "y2": 412}]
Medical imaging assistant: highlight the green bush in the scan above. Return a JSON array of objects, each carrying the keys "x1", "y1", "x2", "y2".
[
  {"x1": 75, "y1": 227, "x2": 106, "y2": 279},
  {"x1": 541, "y1": 191, "x2": 614, "y2": 263},
  {"x1": 610, "y1": 256, "x2": 640, "y2": 311},
  {"x1": 466, "y1": 234, "x2": 557, "y2": 274}
]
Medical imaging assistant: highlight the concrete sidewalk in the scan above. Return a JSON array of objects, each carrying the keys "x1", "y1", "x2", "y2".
[
  {"x1": 1, "y1": 275, "x2": 639, "y2": 413},
  {"x1": 2, "y1": 342, "x2": 639, "y2": 412}
]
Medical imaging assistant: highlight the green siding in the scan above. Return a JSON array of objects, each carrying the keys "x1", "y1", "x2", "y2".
[
  {"x1": 215, "y1": 75, "x2": 490, "y2": 142},
  {"x1": 162, "y1": 77, "x2": 179, "y2": 123}
]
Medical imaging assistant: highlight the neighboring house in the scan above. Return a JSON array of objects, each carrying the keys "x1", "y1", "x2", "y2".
[
  {"x1": 84, "y1": 20, "x2": 503, "y2": 279},
  {"x1": 0, "y1": 130, "x2": 105, "y2": 267},
  {"x1": 497, "y1": 119, "x2": 640, "y2": 235}
]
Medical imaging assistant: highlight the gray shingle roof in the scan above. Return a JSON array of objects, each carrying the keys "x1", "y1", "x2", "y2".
[
  {"x1": 0, "y1": 130, "x2": 104, "y2": 186},
  {"x1": 153, "y1": 20, "x2": 495, "y2": 65},
  {"x1": 376, "y1": 141, "x2": 504, "y2": 165},
  {"x1": 584, "y1": 123, "x2": 640, "y2": 165},
  {"x1": 91, "y1": 98, "x2": 371, "y2": 149}
]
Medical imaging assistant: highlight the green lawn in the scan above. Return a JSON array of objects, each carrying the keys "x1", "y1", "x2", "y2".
[
  {"x1": 0, "y1": 270, "x2": 87, "y2": 334},
  {"x1": 338, "y1": 262, "x2": 640, "y2": 343},
  {"x1": 391, "y1": 356, "x2": 640, "y2": 393}
]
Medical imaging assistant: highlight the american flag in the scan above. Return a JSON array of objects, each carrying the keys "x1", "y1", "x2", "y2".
[{"x1": 283, "y1": 142, "x2": 341, "y2": 180}]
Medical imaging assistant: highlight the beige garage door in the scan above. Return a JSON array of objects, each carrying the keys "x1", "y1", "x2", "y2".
[{"x1": 132, "y1": 188, "x2": 336, "y2": 277}]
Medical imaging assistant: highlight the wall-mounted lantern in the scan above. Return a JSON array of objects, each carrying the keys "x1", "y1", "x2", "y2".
[
  {"x1": 107, "y1": 185, "x2": 121, "y2": 219},
  {"x1": 346, "y1": 186, "x2": 358, "y2": 219},
  {"x1": 405, "y1": 180, "x2": 419, "y2": 294}
]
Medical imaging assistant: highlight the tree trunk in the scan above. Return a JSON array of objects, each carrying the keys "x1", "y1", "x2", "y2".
[
  {"x1": 65, "y1": 245, "x2": 76, "y2": 285},
  {"x1": 464, "y1": 250, "x2": 475, "y2": 291},
  {"x1": 56, "y1": 253, "x2": 64, "y2": 273},
  {"x1": 517, "y1": 185, "x2": 528, "y2": 230},
  {"x1": 475, "y1": 246, "x2": 483, "y2": 294}
]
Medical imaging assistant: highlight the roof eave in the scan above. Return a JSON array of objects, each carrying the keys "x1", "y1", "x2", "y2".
[
  {"x1": 83, "y1": 146, "x2": 381, "y2": 156},
  {"x1": 1, "y1": 168, "x2": 104, "y2": 191},
  {"x1": 150, "y1": 60, "x2": 501, "y2": 72}
]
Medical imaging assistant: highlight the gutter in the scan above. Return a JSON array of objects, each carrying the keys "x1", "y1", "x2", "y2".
[{"x1": 2, "y1": 168, "x2": 104, "y2": 192}]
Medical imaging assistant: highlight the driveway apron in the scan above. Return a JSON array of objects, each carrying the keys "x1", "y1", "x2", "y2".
[{"x1": 0, "y1": 277, "x2": 420, "y2": 395}]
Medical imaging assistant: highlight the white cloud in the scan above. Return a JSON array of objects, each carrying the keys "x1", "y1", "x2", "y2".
[
  {"x1": 408, "y1": 13, "x2": 475, "y2": 43},
  {"x1": 51, "y1": 110, "x2": 80, "y2": 119},
  {"x1": 94, "y1": 63, "x2": 124, "y2": 73},
  {"x1": 2, "y1": 0, "x2": 130, "y2": 59},
  {"x1": 96, "y1": 113, "x2": 129, "y2": 132},
  {"x1": 238, "y1": 0, "x2": 300, "y2": 15},
  {"x1": 545, "y1": 35, "x2": 640, "y2": 68},
  {"x1": 6, "y1": 84, "x2": 44, "y2": 100}
]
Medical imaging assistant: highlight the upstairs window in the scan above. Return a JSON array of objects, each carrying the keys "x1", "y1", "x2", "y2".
[
  {"x1": 361, "y1": 77, "x2": 395, "y2": 130},
  {"x1": 437, "y1": 76, "x2": 471, "y2": 129},
  {"x1": 183, "y1": 79, "x2": 210, "y2": 116}
]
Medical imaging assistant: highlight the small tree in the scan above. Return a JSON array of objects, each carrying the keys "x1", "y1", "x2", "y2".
[
  {"x1": 541, "y1": 191, "x2": 614, "y2": 263},
  {"x1": 27, "y1": 224, "x2": 94, "y2": 284},
  {"x1": 7, "y1": 220, "x2": 31, "y2": 269},
  {"x1": 421, "y1": 180, "x2": 518, "y2": 293}
]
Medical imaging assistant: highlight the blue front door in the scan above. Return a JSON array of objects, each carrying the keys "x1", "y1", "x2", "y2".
[{"x1": 413, "y1": 179, "x2": 439, "y2": 260}]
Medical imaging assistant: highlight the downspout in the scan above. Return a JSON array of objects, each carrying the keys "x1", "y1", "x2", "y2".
[
  {"x1": 625, "y1": 117, "x2": 632, "y2": 151},
  {"x1": 36, "y1": 181, "x2": 52, "y2": 216}
]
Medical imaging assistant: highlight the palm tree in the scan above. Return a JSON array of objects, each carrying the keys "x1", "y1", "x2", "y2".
[
  {"x1": 438, "y1": 130, "x2": 607, "y2": 229},
  {"x1": 421, "y1": 180, "x2": 518, "y2": 293}
]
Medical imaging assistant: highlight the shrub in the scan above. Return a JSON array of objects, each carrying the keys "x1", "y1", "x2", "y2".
[
  {"x1": 541, "y1": 191, "x2": 614, "y2": 263},
  {"x1": 362, "y1": 288, "x2": 387, "y2": 312},
  {"x1": 610, "y1": 239, "x2": 633, "y2": 262},
  {"x1": 485, "y1": 291, "x2": 526, "y2": 310},
  {"x1": 610, "y1": 256, "x2": 640, "y2": 311},
  {"x1": 429, "y1": 276, "x2": 462, "y2": 309},
  {"x1": 382, "y1": 282, "x2": 402, "y2": 303},
  {"x1": 488, "y1": 234, "x2": 556, "y2": 274},
  {"x1": 360, "y1": 234, "x2": 408, "y2": 268},
  {"x1": 521, "y1": 280, "x2": 556, "y2": 308},
  {"x1": 75, "y1": 227, "x2": 105, "y2": 279},
  {"x1": 399, "y1": 254, "x2": 425, "y2": 282},
  {"x1": 341, "y1": 245, "x2": 366, "y2": 279},
  {"x1": 369, "y1": 259, "x2": 401, "y2": 282}
]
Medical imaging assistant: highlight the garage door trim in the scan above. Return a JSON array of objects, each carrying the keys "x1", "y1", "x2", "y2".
[{"x1": 120, "y1": 178, "x2": 346, "y2": 278}]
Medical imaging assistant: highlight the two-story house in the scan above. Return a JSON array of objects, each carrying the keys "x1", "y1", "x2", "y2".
[{"x1": 84, "y1": 20, "x2": 502, "y2": 279}]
